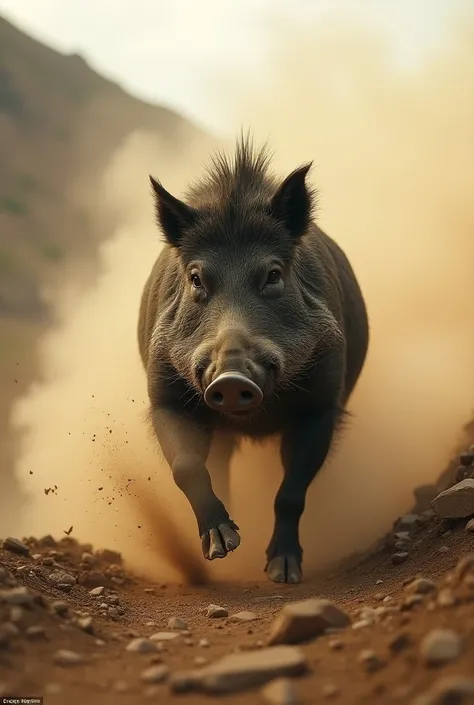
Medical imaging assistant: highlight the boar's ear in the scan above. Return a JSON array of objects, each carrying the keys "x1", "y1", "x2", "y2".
[
  {"x1": 269, "y1": 163, "x2": 313, "y2": 240},
  {"x1": 149, "y1": 175, "x2": 197, "y2": 247}
]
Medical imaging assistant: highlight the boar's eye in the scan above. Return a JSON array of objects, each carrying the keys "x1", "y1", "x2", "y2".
[
  {"x1": 191, "y1": 273, "x2": 202, "y2": 289},
  {"x1": 266, "y1": 269, "x2": 282, "y2": 285}
]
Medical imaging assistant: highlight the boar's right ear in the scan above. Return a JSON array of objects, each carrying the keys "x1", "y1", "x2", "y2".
[
  {"x1": 269, "y1": 163, "x2": 313, "y2": 241},
  {"x1": 149, "y1": 175, "x2": 197, "y2": 247}
]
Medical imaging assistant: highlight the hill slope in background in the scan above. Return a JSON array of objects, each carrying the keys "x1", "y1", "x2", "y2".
[{"x1": 0, "y1": 15, "x2": 210, "y2": 508}]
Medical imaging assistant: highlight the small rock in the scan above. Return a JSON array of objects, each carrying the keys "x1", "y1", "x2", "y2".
[
  {"x1": 78, "y1": 571, "x2": 107, "y2": 588},
  {"x1": 3, "y1": 537, "x2": 30, "y2": 556},
  {"x1": 54, "y1": 649, "x2": 84, "y2": 666},
  {"x1": 438, "y1": 546, "x2": 450, "y2": 554},
  {"x1": 389, "y1": 632, "x2": 413, "y2": 654},
  {"x1": 168, "y1": 617, "x2": 187, "y2": 631},
  {"x1": 26, "y1": 625, "x2": 46, "y2": 639},
  {"x1": 89, "y1": 586, "x2": 105, "y2": 596},
  {"x1": 465, "y1": 518, "x2": 474, "y2": 532},
  {"x1": 437, "y1": 589, "x2": 457, "y2": 607},
  {"x1": 329, "y1": 638, "x2": 344, "y2": 650},
  {"x1": 402, "y1": 594, "x2": 425, "y2": 610},
  {"x1": 9, "y1": 607, "x2": 24, "y2": 624},
  {"x1": 407, "y1": 578, "x2": 437, "y2": 595},
  {"x1": 352, "y1": 620, "x2": 373, "y2": 630},
  {"x1": 126, "y1": 638, "x2": 157, "y2": 654},
  {"x1": 432, "y1": 480, "x2": 474, "y2": 519},
  {"x1": 358, "y1": 649, "x2": 384, "y2": 672},
  {"x1": 207, "y1": 604, "x2": 228, "y2": 619},
  {"x1": 194, "y1": 656, "x2": 208, "y2": 666},
  {"x1": 454, "y1": 553, "x2": 474, "y2": 582},
  {"x1": 77, "y1": 616, "x2": 94, "y2": 634},
  {"x1": 268, "y1": 598, "x2": 350, "y2": 646},
  {"x1": 396, "y1": 514, "x2": 422, "y2": 530},
  {"x1": 0, "y1": 586, "x2": 37, "y2": 607},
  {"x1": 150, "y1": 631, "x2": 180, "y2": 642},
  {"x1": 97, "y1": 548, "x2": 122, "y2": 564},
  {"x1": 413, "y1": 675, "x2": 474, "y2": 705},
  {"x1": 391, "y1": 551, "x2": 409, "y2": 565},
  {"x1": 420, "y1": 629, "x2": 462, "y2": 666},
  {"x1": 322, "y1": 683, "x2": 340, "y2": 699},
  {"x1": 199, "y1": 638, "x2": 210, "y2": 648},
  {"x1": 261, "y1": 677, "x2": 300, "y2": 704},
  {"x1": 170, "y1": 646, "x2": 307, "y2": 694},
  {"x1": 229, "y1": 611, "x2": 259, "y2": 623},
  {"x1": 144, "y1": 588, "x2": 155, "y2": 594},
  {"x1": 141, "y1": 664, "x2": 170, "y2": 683},
  {"x1": 51, "y1": 600, "x2": 69, "y2": 616},
  {"x1": 81, "y1": 551, "x2": 97, "y2": 566},
  {"x1": 49, "y1": 570, "x2": 76, "y2": 586}
]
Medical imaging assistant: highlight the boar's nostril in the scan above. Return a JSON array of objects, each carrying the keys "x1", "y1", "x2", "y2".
[{"x1": 204, "y1": 372, "x2": 263, "y2": 413}]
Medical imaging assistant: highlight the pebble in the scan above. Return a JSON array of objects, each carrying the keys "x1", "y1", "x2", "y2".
[
  {"x1": 420, "y1": 629, "x2": 463, "y2": 666},
  {"x1": 77, "y1": 616, "x2": 94, "y2": 634},
  {"x1": 406, "y1": 578, "x2": 437, "y2": 595},
  {"x1": 9, "y1": 607, "x2": 24, "y2": 624},
  {"x1": 170, "y1": 646, "x2": 307, "y2": 695},
  {"x1": 207, "y1": 604, "x2": 228, "y2": 619},
  {"x1": 89, "y1": 586, "x2": 105, "y2": 596},
  {"x1": 0, "y1": 586, "x2": 37, "y2": 607},
  {"x1": 126, "y1": 638, "x2": 157, "y2": 654},
  {"x1": 358, "y1": 649, "x2": 384, "y2": 672},
  {"x1": 432, "y1": 479, "x2": 474, "y2": 519},
  {"x1": 168, "y1": 617, "x2": 187, "y2": 631},
  {"x1": 322, "y1": 683, "x2": 340, "y2": 699},
  {"x1": 54, "y1": 649, "x2": 84, "y2": 666},
  {"x1": 413, "y1": 675, "x2": 474, "y2": 705},
  {"x1": 329, "y1": 638, "x2": 344, "y2": 650},
  {"x1": 438, "y1": 546, "x2": 450, "y2": 554},
  {"x1": 199, "y1": 638, "x2": 210, "y2": 648},
  {"x1": 391, "y1": 551, "x2": 409, "y2": 565},
  {"x1": 396, "y1": 514, "x2": 422, "y2": 530},
  {"x1": 194, "y1": 656, "x2": 208, "y2": 667},
  {"x1": 141, "y1": 664, "x2": 170, "y2": 683},
  {"x1": 389, "y1": 632, "x2": 413, "y2": 654},
  {"x1": 437, "y1": 589, "x2": 457, "y2": 607},
  {"x1": 50, "y1": 600, "x2": 69, "y2": 616},
  {"x1": 78, "y1": 571, "x2": 107, "y2": 588},
  {"x1": 267, "y1": 598, "x2": 350, "y2": 646},
  {"x1": 402, "y1": 595, "x2": 425, "y2": 610},
  {"x1": 48, "y1": 570, "x2": 76, "y2": 586},
  {"x1": 465, "y1": 518, "x2": 474, "y2": 532},
  {"x1": 2, "y1": 537, "x2": 30, "y2": 556},
  {"x1": 25, "y1": 625, "x2": 46, "y2": 639},
  {"x1": 229, "y1": 611, "x2": 259, "y2": 623},
  {"x1": 261, "y1": 677, "x2": 300, "y2": 705},
  {"x1": 454, "y1": 553, "x2": 474, "y2": 582},
  {"x1": 150, "y1": 631, "x2": 180, "y2": 642}
]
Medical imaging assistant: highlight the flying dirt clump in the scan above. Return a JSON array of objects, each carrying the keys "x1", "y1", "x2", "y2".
[{"x1": 7, "y1": 7, "x2": 474, "y2": 582}]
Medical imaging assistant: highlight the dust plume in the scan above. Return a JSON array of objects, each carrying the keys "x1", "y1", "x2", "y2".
[{"x1": 7, "y1": 6, "x2": 474, "y2": 582}]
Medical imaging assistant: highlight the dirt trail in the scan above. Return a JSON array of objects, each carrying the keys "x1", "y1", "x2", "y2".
[{"x1": 2, "y1": 445, "x2": 474, "y2": 705}]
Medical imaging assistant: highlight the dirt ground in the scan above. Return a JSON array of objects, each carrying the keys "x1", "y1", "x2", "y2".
[{"x1": 1, "y1": 447, "x2": 474, "y2": 705}]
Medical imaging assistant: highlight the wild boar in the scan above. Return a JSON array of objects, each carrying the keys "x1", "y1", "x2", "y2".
[{"x1": 138, "y1": 136, "x2": 369, "y2": 583}]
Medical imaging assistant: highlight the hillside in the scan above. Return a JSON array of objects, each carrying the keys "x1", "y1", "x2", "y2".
[{"x1": 0, "y1": 15, "x2": 210, "y2": 506}]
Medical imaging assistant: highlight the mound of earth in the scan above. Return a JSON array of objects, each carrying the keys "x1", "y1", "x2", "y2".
[{"x1": 1, "y1": 446, "x2": 474, "y2": 704}]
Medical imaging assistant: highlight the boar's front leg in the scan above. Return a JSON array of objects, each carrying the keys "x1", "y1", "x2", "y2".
[
  {"x1": 150, "y1": 406, "x2": 240, "y2": 560},
  {"x1": 265, "y1": 408, "x2": 338, "y2": 584}
]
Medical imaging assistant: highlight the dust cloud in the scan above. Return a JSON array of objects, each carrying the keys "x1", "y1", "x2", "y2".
[{"x1": 7, "y1": 7, "x2": 474, "y2": 582}]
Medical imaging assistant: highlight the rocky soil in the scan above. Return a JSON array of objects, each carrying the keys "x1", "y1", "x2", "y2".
[{"x1": 1, "y1": 445, "x2": 474, "y2": 705}]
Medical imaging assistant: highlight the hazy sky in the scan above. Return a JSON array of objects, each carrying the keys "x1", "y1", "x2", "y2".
[{"x1": 0, "y1": 0, "x2": 463, "y2": 131}]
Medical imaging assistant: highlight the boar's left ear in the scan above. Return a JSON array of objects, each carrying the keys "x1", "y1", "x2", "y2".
[
  {"x1": 149, "y1": 175, "x2": 198, "y2": 247},
  {"x1": 269, "y1": 163, "x2": 313, "y2": 240}
]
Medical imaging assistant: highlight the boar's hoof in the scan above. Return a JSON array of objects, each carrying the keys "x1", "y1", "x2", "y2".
[
  {"x1": 201, "y1": 523, "x2": 241, "y2": 561},
  {"x1": 265, "y1": 556, "x2": 302, "y2": 584}
]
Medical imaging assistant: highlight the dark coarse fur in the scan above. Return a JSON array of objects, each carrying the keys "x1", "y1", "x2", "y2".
[{"x1": 138, "y1": 134, "x2": 369, "y2": 583}]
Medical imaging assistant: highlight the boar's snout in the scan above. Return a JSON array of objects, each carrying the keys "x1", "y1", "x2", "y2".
[{"x1": 204, "y1": 372, "x2": 263, "y2": 413}]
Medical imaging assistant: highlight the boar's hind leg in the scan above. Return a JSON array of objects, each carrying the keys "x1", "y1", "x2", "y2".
[
  {"x1": 151, "y1": 407, "x2": 240, "y2": 561},
  {"x1": 265, "y1": 408, "x2": 338, "y2": 584}
]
